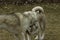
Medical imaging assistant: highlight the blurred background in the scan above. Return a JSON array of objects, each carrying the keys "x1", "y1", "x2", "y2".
[
  {"x1": 0, "y1": 0, "x2": 60, "y2": 5},
  {"x1": 0, "y1": 0, "x2": 60, "y2": 40}
]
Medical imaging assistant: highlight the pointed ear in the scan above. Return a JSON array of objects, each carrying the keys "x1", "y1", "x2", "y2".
[
  {"x1": 23, "y1": 11, "x2": 32, "y2": 17},
  {"x1": 23, "y1": 12, "x2": 29, "y2": 17}
]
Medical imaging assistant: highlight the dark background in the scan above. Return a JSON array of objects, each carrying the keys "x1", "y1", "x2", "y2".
[{"x1": 0, "y1": 0, "x2": 60, "y2": 5}]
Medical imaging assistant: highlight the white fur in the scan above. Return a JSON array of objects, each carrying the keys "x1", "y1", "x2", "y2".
[
  {"x1": 23, "y1": 11, "x2": 38, "y2": 21},
  {"x1": 14, "y1": 6, "x2": 45, "y2": 40},
  {"x1": 32, "y1": 6, "x2": 44, "y2": 13}
]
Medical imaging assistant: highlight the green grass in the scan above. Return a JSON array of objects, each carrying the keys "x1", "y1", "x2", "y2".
[{"x1": 0, "y1": 3, "x2": 60, "y2": 40}]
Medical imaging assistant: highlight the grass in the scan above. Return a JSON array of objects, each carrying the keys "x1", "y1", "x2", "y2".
[{"x1": 0, "y1": 3, "x2": 60, "y2": 40}]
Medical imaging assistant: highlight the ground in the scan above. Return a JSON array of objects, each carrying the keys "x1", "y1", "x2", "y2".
[{"x1": 0, "y1": 3, "x2": 60, "y2": 40}]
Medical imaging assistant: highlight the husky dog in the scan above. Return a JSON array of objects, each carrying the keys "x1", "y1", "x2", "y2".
[{"x1": 15, "y1": 6, "x2": 46, "y2": 40}]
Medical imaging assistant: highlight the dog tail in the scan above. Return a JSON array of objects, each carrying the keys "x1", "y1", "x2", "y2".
[{"x1": 32, "y1": 6, "x2": 44, "y2": 13}]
